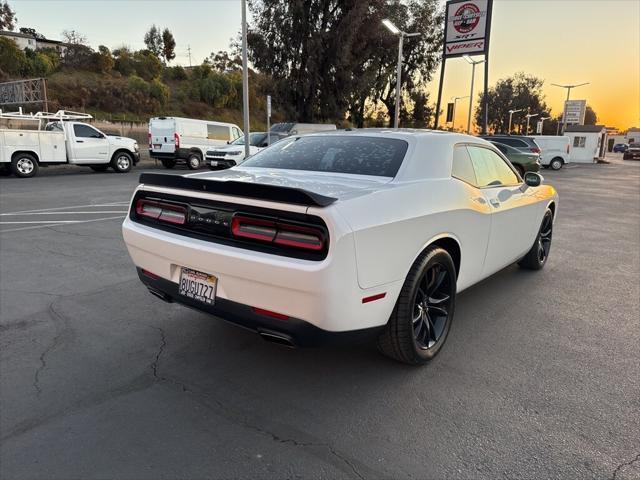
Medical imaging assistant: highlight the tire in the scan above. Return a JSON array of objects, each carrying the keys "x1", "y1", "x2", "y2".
[
  {"x1": 11, "y1": 153, "x2": 39, "y2": 178},
  {"x1": 187, "y1": 153, "x2": 202, "y2": 170},
  {"x1": 89, "y1": 165, "x2": 109, "y2": 172},
  {"x1": 111, "y1": 151, "x2": 133, "y2": 173},
  {"x1": 0, "y1": 164, "x2": 11, "y2": 176},
  {"x1": 377, "y1": 246, "x2": 457, "y2": 365},
  {"x1": 549, "y1": 157, "x2": 563, "y2": 170},
  {"x1": 161, "y1": 159, "x2": 176, "y2": 169},
  {"x1": 623, "y1": 154, "x2": 630, "y2": 160},
  {"x1": 518, "y1": 209, "x2": 554, "y2": 270}
]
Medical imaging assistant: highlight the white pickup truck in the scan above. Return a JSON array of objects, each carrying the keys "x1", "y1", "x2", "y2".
[{"x1": 0, "y1": 110, "x2": 140, "y2": 178}]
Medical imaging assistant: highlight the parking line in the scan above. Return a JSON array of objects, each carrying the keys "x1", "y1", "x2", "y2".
[
  {"x1": 0, "y1": 215, "x2": 125, "y2": 233},
  {"x1": 0, "y1": 211, "x2": 128, "y2": 216},
  {"x1": 1, "y1": 202, "x2": 130, "y2": 215}
]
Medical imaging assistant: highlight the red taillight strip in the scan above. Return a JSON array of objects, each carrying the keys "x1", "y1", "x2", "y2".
[
  {"x1": 362, "y1": 293, "x2": 386, "y2": 304},
  {"x1": 232, "y1": 215, "x2": 325, "y2": 251},
  {"x1": 141, "y1": 269, "x2": 160, "y2": 280},
  {"x1": 252, "y1": 307, "x2": 289, "y2": 320},
  {"x1": 136, "y1": 199, "x2": 187, "y2": 225}
]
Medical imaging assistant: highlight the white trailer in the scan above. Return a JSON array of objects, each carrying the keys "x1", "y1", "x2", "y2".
[{"x1": 0, "y1": 109, "x2": 140, "y2": 178}]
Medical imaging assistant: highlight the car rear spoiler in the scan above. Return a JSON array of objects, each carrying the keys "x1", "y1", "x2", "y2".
[{"x1": 138, "y1": 173, "x2": 337, "y2": 207}]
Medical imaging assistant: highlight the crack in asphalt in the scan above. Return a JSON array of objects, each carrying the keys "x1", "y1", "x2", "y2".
[
  {"x1": 32, "y1": 299, "x2": 69, "y2": 396},
  {"x1": 149, "y1": 326, "x2": 167, "y2": 379},
  {"x1": 155, "y1": 373, "x2": 367, "y2": 480},
  {"x1": 612, "y1": 452, "x2": 640, "y2": 480}
]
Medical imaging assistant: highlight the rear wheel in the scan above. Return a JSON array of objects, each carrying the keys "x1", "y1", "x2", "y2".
[
  {"x1": 111, "y1": 152, "x2": 133, "y2": 173},
  {"x1": 11, "y1": 153, "x2": 39, "y2": 178},
  {"x1": 549, "y1": 157, "x2": 563, "y2": 170},
  {"x1": 90, "y1": 165, "x2": 109, "y2": 172},
  {"x1": 161, "y1": 159, "x2": 176, "y2": 169},
  {"x1": 187, "y1": 153, "x2": 202, "y2": 170},
  {"x1": 518, "y1": 209, "x2": 553, "y2": 270},
  {"x1": 377, "y1": 246, "x2": 456, "y2": 365}
]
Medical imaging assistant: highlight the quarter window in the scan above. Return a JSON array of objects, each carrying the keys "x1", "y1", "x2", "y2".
[
  {"x1": 452, "y1": 146, "x2": 477, "y2": 186},
  {"x1": 573, "y1": 136, "x2": 586, "y2": 148},
  {"x1": 495, "y1": 138, "x2": 526, "y2": 148},
  {"x1": 467, "y1": 146, "x2": 520, "y2": 187}
]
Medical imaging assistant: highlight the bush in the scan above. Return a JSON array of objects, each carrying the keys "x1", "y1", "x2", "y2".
[
  {"x1": 133, "y1": 50, "x2": 162, "y2": 80},
  {"x1": 113, "y1": 48, "x2": 136, "y2": 76},
  {"x1": 165, "y1": 65, "x2": 187, "y2": 80},
  {"x1": 127, "y1": 75, "x2": 149, "y2": 95},
  {"x1": 92, "y1": 46, "x2": 114, "y2": 73},
  {"x1": 62, "y1": 43, "x2": 94, "y2": 69},
  {"x1": 0, "y1": 36, "x2": 29, "y2": 77},
  {"x1": 149, "y1": 78, "x2": 170, "y2": 105}
]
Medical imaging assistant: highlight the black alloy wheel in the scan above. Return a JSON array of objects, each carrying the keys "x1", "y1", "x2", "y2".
[
  {"x1": 412, "y1": 263, "x2": 453, "y2": 350},
  {"x1": 518, "y1": 209, "x2": 554, "y2": 270}
]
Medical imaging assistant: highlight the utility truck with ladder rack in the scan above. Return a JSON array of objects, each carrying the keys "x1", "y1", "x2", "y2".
[{"x1": 0, "y1": 109, "x2": 140, "y2": 178}]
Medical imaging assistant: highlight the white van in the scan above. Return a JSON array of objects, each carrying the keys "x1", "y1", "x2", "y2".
[
  {"x1": 531, "y1": 135, "x2": 571, "y2": 170},
  {"x1": 149, "y1": 117, "x2": 243, "y2": 169}
]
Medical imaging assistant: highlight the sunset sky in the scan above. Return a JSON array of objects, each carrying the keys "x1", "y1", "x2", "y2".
[{"x1": 11, "y1": 0, "x2": 640, "y2": 130}]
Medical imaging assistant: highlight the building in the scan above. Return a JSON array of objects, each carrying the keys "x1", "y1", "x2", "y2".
[
  {"x1": 606, "y1": 128, "x2": 639, "y2": 151},
  {"x1": 0, "y1": 30, "x2": 67, "y2": 55},
  {"x1": 565, "y1": 125, "x2": 608, "y2": 163}
]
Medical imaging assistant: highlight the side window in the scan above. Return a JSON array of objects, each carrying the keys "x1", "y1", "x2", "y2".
[
  {"x1": 73, "y1": 124, "x2": 103, "y2": 138},
  {"x1": 498, "y1": 138, "x2": 525, "y2": 148},
  {"x1": 451, "y1": 146, "x2": 477, "y2": 186},
  {"x1": 468, "y1": 146, "x2": 520, "y2": 187},
  {"x1": 493, "y1": 144, "x2": 508, "y2": 154},
  {"x1": 573, "y1": 136, "x2": 586, "y2": 148},
  {"x1": 207, "y1": 124, "x2": 230, "y2": 141},
  {"x1": 232, "y1": 127, "x2": 242, "y2": 140}
]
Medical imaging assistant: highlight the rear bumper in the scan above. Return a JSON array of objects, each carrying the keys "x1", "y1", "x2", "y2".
[
  {"x1": 149, "y1": 148, "x2": 193, "y2": 161},
  {"x1": 136, "y1": 268, "x2": 382, "y2": 347}
]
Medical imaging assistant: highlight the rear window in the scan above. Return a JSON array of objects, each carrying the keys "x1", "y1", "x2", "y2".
[
  {"x1": 495, "y1": 138, "x2": 527, "y2": 148},
  {"x1": 630, "y1": 143, "x2": 640, "y2": 148},
  {"x1": 241, "y1": 136, "x2": 409, "y2": 177}
]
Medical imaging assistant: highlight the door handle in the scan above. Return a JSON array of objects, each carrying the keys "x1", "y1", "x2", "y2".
[
  {"x1": 489, "y1": 198, "x2": 500, "y2": 207},
  {"x1": 76, "y1": 140, "x2": 84, "y2": 143}
]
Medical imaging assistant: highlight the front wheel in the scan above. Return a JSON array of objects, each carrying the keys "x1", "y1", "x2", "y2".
[
  {"x1": 111, "y1": 152, "x2": 133, "y2": 173},
  {"x1": 11, "y1": 153, "x2": 39, "y2": 178},
  {"x1": 377, "y1": 246, "x2": 456, "y2": 365},
  {"x1": 518, "y1": 209, "x2": 554, "y2": 270},
  {"x1": 187, "y1": 153, "x2": 202, "y2": 170},
  {"x1": 549, "y1": 158, "x2": 563, "y2": 170}
]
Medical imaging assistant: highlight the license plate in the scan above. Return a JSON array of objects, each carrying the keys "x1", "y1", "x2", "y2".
[
  {"x1": 153, "y1": 144, "x2": 161, "y2": 149},
  {"x1": 178, "y1": 267, "x2": 217, "y2": 305}
]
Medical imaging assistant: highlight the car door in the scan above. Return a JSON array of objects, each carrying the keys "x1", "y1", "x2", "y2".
[
  {"x1": 70, "y1": 124, "x2": 109, "y2": 163},
  {"x1": 467, "y1": 145, "x2": 540, "y2": 276}
]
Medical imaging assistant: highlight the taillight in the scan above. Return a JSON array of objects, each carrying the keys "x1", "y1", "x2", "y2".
[
  {"x1": 232, "y1": 215, "x2": 325, "y2": 251},
  {"x1": 530, "y1": 147, "x2": 541, "y2": 153},
  {"x1": 136, "y1": 199, "x2": 187, "y2": 225},
  {"x1": 566, "y1": 144, "x2": 570, "y2": 153},
  {"x1": 148, "y1": 132, "x2": 152, "y2": 149},
  {"x1": 174, "y1": 132, "x2": 180, "y2": 149}
]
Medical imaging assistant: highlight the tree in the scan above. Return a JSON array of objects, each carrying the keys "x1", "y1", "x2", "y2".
[
  {"x1": 62, "y1": 29, "x2": 87, "y2": 45},
  {"x1": 144, "y1": 25, "x2": 163, "y2": 57},
  {"x1": 209, "y1": 50, "x2": 241, "y2": 72},
  {"x1": 584, "y1": 105, "x2": 598, "y2": 125},
  {"x1": 93, "y1": 45, "x2": 114, "y2": 73},
  {"x1": 0, "y1": 36, "x2": 28, "y2": 78},
  {"x1": 161, "y1": 28, "x2": 176, "y2": 64},
  {"x1": 247, "y1": 0, "x2": 442, "y2": 125},
  {"x1": 474, "y1": 72, "x2": 550, "y2": 134},
  {"x1": 0, "y1": 1, "x2": 16, "y2": 31}
]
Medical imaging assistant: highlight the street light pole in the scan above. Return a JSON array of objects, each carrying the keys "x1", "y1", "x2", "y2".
[
  {"x1": 551, "y1": 82, "x2": 589, "y2": 134},
  {"x1": 463, "y1": 55, "x2": 485, "y2": 134},
  {"x1": 525, "y1": 113, "x2": 539, "y2": 135},
  {"x1": 241, "y1": 0, "x2": 250, "y2": 159},
  {"x1": 538, "y1": 116, "x2": 550, "y2": 134},
  {"x1": 508, "y1": 108, "x2": 523, "y2": 134},
  {"x1": 382, "y1": 19, "x2": 420, "y2": 129}
]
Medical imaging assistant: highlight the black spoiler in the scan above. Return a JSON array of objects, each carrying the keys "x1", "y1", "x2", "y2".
[{"x1": 138, "y1": 173, "x2": 337, "y2": 207}]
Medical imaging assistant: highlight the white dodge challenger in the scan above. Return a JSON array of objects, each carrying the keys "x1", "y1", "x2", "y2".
[{"x1": 123, "y1": 130, "x2": 558, "y2": 364}]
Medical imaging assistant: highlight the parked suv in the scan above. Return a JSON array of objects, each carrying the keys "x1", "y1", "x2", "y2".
[
  {"x1": 623, "y1": 143, "x2": 640, "y2": 160},
  {"x1": 613, "y1": 143, "x2": 629, "y2": 153},
  {"x1": 479, "y1": 135, "x2": 541, "y2": 154},
  {"x1": 488, "y1": 141, "x2": 540, "y2": 176}
]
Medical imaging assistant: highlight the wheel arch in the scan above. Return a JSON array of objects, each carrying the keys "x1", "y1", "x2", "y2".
[
  {"x1": 411, "y1": 234, "x2": 462, "y2": 279},
  {"x1": 189, "y1": 147, "x2": 204, "y2": 158},
  {"x1": 12, "y1": 150, "x2": 40, "y2": 163},
  {"x1": 111, "y1": 148, "x2": 133, "y2": 163}
]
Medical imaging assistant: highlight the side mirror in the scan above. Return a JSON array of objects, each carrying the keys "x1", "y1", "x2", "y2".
[{"x1": 524, "y1": 172, "x2": 543, "y2": 187}]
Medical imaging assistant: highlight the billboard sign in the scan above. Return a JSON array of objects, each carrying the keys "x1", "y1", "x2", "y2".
[
  {"x1": 563, "y1": 99, "x2": 586, "y2": 125},
  {"x1": 444, "y1": 0, "x2": 493, "y2": 58},
  {"x1": 0, "y1": 78, "x2": 46, "y2": 106},
  {"x1": 536, "y1": 120, "x2": 543, "y2": 134}
]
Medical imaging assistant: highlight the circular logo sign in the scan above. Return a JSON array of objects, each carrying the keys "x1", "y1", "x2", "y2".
[{"x1": 454, "y1": 3, "x2": 481, "y2": 34}]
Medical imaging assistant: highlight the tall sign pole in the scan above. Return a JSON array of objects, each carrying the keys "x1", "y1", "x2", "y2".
[
  {"x1": 435, "y1": 0, "x2": 493, "y2": 132},
  {"x1": 266, "y1": 95, "x2": 271, "y2": 145},
  {"x1": 241, "y1": 0, "x2": 250, "y2": 159}
]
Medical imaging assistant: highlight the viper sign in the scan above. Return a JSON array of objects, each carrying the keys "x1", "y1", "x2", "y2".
[{"x1": 444, "y1": 0, "x2": 492, "y2": 57}]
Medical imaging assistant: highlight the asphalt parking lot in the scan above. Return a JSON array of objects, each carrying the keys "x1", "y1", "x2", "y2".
[{"x1": 1, "y1": 158, "x2": 639, "y2": 479}]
